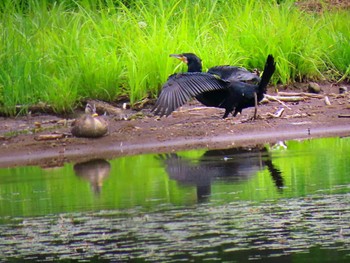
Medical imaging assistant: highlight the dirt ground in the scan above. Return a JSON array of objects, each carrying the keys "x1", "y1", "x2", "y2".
[
  {"x1": 1, "y1": 82, "x2": 350, "y2": 168},
  {"x1": 1, "y1": 0, "x2": 349, "y2": 169}
]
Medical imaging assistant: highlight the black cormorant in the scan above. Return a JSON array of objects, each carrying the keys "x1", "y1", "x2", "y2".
[
  {"x1": 152, "y1": 54, "x2": 276, "y2": 118},
  {"x1": 169, "y1": 53, "x2": 261, "y2": 83}
]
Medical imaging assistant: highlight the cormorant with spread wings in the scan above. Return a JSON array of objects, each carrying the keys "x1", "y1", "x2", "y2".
[{"x1": 152, "y1": 54, "x2": 275, "y2": 118}]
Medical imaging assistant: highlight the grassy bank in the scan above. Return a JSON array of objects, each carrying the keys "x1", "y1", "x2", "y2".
[{"x1": 0, "y1": 0, "x2": 349, "y2": 115}]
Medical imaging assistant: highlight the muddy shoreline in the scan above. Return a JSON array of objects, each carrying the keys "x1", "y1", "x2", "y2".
[
  {"x1": 1, "y1": 123, "x2": 350, "y2": 168},
  {"x1": 1, "y1": 83, "x2": 350, "y2": 168}
]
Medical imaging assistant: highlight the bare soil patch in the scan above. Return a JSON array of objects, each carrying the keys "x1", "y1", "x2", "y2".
[
  {"x1": 1, "y1": 82, "x2": 350, "y2": 168},
  {"x1": 296, "y1": 0, "x2": 350, "y2": 12}
]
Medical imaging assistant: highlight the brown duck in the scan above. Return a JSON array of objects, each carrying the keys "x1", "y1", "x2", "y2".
[{"x1": 71, "y1": 104, "x2": 108, "y2": 138}]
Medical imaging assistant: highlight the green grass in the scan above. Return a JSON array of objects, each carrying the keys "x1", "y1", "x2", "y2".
[{"x1": 0, "y1": 0, "x2": 349, "y2": 115}]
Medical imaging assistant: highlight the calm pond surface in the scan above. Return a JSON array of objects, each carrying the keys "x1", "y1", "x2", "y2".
[{"x1": 0, "y1": 137, "x2": 350, "y2": 262}]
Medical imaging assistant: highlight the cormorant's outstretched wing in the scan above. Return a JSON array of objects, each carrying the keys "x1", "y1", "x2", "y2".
[
  {"x1": 152, "y1": 72, "x2": 228, "y2": 117},
  {"x1": 208, "y1": 66, "x2": 261, "y2": 83}
]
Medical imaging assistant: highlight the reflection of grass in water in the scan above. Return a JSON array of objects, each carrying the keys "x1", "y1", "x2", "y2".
[
  {"x1": 0, "y1": 0, "x2": 349, "y2": 115},
  {"x1": 269, "y1": 137, "x2": 350, "y2": 196},
  {"x1": 0, "y1": 137, "x2": 350, "y2": 217}
]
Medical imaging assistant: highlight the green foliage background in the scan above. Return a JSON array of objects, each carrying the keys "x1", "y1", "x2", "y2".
[{"x1": 0, "y1": 0, "x2": 349, "y2": 115}]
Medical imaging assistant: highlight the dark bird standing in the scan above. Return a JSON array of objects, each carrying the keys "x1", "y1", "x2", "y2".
[
  {"x1": 152, "y1": 54, "x2": 276, "y2": 118},
  {"x1": 169, "y1": 53, "x2": 261, "y2": 83},
  {"x1": 168, "y1": 53, "x2": 262, "y2": 115}
]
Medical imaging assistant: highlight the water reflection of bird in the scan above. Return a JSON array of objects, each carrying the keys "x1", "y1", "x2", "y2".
[
  {"x1": 152, "y1": 54, "x2": 275, "y2": 118},
  {"x1": 157, "y1": 147, "x2": 283, "y2": 203},
  {"x1": 157, "y1": 154, "x2": 213, "y2": 202},
  {"x1": 74, "y1": 159, "x2": 111, "y2": 194},
  {"x1": 71, "y1": 103, "x2": 108, "y2": 138}
]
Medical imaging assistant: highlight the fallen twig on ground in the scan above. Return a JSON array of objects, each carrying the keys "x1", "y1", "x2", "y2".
[
  {"x1": 267, "y1": 95, "x2": 305, "y2": 102},
  {"x1": 277, "y1": 92, "x2": 324, "y2": 99},
  {"x1": 263, "y1": 95, "x2": 294, "y2": 109},
  {"x1": 338, "y1": 114, "x2": 350, "y2": 118},
  {"x1": 284, "y1": 113, "x2": 309, "y2": 119},
  {"x1": 34, "y1": 134, "x2": 65, "y2": 141},
  {"x1": 266, "y1": 108, "x2": 285, "y2": 118}
]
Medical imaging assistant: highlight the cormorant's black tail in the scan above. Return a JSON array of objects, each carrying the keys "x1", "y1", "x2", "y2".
[{"x1": 258, "y1": 55, "x2": 276, "y2": 94}]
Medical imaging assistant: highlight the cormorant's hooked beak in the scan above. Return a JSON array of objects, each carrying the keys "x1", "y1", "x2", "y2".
[{"x1": 169, "y1": 54, "x2": 188, "y2": 64}]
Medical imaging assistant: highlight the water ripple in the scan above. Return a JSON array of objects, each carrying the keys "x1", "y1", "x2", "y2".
[{"x1": 1, "y1": 193, "x2": 350, "y2": 262}]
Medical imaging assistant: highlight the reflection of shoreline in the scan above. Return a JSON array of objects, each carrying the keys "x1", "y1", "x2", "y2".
[
  {"x1": 74, "y1": 159, "x2": 111, "y2": 195},
  {"x1": 158, "y1": 147, "x2": 283, "y2": 202}
]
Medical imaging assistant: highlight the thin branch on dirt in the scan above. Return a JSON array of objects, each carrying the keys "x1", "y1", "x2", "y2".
[
  {"x1": 328, "y1": 93, "x2": 349, "y2": 99},
  {"x1": 268, "y1": 95, "x2": 305, "y2": 102},
  {"x1": 132, "y1": 98, "x2": 153, "y2": 110},
  {"x1": 338, "y1": 114, "x2": 350, "y2": 118},
  {"x1": 277, "y1": 92, "x2": 324, "y2": 99},
  {"x1": 34, "y1": 134, "x2": 65, "y2": 141},
  {"x1": 284, "y1": 113, "x2": 309, "y2": 119},
  {"x1": 263, "y1": 95, "x2": 294, "y2": 109},
  {"x1": 266, "y1": 108, "x2": 285, "y2": 118},
  {"x1": 277, "y1": 90, "x2": 350, "y2": 101}
]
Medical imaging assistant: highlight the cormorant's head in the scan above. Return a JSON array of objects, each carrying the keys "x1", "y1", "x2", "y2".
[{"x1": 169, "y1": 53, "x2": 202, "y2": 72}]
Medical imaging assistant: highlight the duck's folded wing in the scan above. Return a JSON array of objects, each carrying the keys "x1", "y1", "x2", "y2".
[{"x1": 152, "y1": 72, "x2": 227, "y2": 117}]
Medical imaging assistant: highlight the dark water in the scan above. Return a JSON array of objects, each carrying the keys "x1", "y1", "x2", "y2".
[{"x1": 0, "y1": 137, "x2": 350, "y2": 262}]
